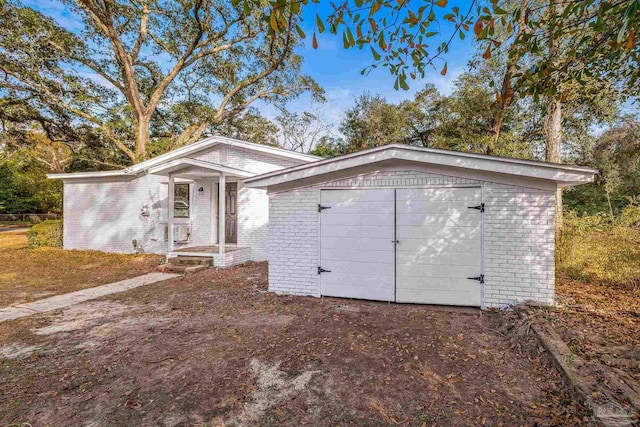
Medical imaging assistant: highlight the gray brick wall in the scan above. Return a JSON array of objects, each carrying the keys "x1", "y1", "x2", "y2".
[{"x1": 267, "y1": 169, "x2": 556, "y2": 308}]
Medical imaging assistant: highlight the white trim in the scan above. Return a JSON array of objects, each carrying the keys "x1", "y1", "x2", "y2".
[
  {"x1": 48, "y1": 135, "x2": 322, "y2": 181},
  {"x1": 244, "y1": 144, "x2": 597, "y2": 189},
  {"x1": 47, "y1": 170, "x2": 131, "y2": 180},
  {"x1": 218, "y1": 173, "x2": 226, "y2": 255},
  {"x1": 147, "y1": 158, "x2": 255, "y2": 178}
]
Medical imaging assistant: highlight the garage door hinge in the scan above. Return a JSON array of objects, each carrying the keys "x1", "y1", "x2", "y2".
[
  {"x1": 467, "y1": 203, "x2": 485, "y2": 212},
  {"x1": 318, "y1": 204, "x2": 331, "y2": 212},
  {"x1": 467, "y1": 274, "x2": 485, "y2": 284},
  {"x1": 318, "y1": 267, "x2": 331, "y2": 275}
]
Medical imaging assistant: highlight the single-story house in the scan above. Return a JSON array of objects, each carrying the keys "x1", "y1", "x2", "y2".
[
  {"x1": 243, "y1": 143, "x2": 596, "y2": 309},
  {"x1": 50, "y1": 137, "x2": 596, "y2": 309},
  {"x1": 48, "y1": 136, "x2": 321, "y2": 267}
]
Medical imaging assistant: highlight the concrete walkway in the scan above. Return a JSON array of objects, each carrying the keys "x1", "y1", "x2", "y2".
[{"x1": 0, "y1": 272, "x2": 179, "y2": 323}]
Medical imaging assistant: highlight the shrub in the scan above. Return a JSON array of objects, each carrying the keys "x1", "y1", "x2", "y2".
[
  {"x1": 558, "y1": 200, "x2": 640, "y2": 289},
  {"x1": 27, "y1": 219, "x2": 63, "y2": 248}
]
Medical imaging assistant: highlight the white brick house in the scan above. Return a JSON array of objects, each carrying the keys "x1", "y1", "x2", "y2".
[
  {"x1": 48, "y1": 136, "x2": 320, "y2": 267},
  {"x1": 244, "y1": 144, "x2": 596, "y2": 309}
]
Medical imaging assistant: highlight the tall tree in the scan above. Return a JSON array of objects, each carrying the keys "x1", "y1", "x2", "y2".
[
  {"x1": 0, "y1": 1, "x2": 322, "y2": 164},
  {"x1": 276, "y1": 106, "x2": 333, "y2": 153}
]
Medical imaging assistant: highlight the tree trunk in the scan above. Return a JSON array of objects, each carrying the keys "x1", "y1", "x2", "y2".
[
  {"x1": 134, "y1": 116, "x2": 150, "y2": 163},
  {"x1": 544, "y1": 0, "x2": 565, "y2": 234},
  {"x1": 544, "y1": 98, "x2": 563, "y2": 233}
]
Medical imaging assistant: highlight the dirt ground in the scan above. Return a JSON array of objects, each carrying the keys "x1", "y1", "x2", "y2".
[
  {"x1": 0, "y1": 229, "x2": 162, "y2": 307},
  {"x1": 1, "y1": 262, "x2": 588, "y2": 426},
  {"x1": 530, "y1": 278, "x2": 640, "y2": 414}
]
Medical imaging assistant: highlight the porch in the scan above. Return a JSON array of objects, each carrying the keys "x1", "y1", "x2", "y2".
[
  {"x1": 148, "y1": 158, "x2": 255, "y2": 268},
  {"x1": 168, "y1": 245, "x2": 252, "y2": 269}
]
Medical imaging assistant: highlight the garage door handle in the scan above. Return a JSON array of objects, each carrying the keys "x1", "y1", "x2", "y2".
[
  {"x1": 391, "y1": 240, "x2": 400, "y2": 244},
  {"x1": 318, "y1": 267, "x2": 331, "y2": 275}
]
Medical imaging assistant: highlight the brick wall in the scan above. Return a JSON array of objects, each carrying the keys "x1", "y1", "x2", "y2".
[
  {"x1": 483, "y1": 183, "x2": 555, "y2": 307},
  {"x1": 268, "y1": 188, "x2": 319, "y2": 296},
  {"x1": 267, "y1": 169, "x2": 556, "y2": 308}
]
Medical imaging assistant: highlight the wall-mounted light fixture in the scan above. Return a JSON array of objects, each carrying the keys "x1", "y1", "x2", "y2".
[{"x1": 197, "y1": 186, "x2": 204, "y2": 193}]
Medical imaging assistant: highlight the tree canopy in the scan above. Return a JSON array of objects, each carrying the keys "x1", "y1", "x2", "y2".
[{"x1": 0, "y1": 0, "x2": 322, "y2": 164}]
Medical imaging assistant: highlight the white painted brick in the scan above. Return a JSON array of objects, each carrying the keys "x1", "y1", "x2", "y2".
[
  {"x1": 267, "y1": 168, "x2": 556, "y2": 309},
  {"x1": 63, "y1": 143, "x2": 302, "y2": 260}
]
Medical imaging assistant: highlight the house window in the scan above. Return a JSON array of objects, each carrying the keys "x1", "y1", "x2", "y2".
[{"x1": 174, "y1": 183, "x2": 190, "y2": 218}]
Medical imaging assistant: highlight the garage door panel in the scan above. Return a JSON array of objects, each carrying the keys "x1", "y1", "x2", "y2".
[
  {"x1": 320, "y1": 189, "x2": 395, "y2": 302},
  {"x1": 396, "y1": 188, "x2": 481, "y2": 202},
  {"x1": 396, "y1": 212, "x2": 480, "y2": 227},
  {"x1": 325, "y1": 259, "x2": 395, "y2": 276},
  {"x1": 395, "y1": 188, "x2": 482, "y2": 307},
  {"x1": 321, "y1": 272, "x2": 394, "y2": 288},
  {"x1": 322, "y1": 226, "x2": 394, "y2": 239},
  {"x1": 397, "y1": 251, "x2": 481, "y2": 266},
  {"x1": 397, "y1": 225, "x2": 480, "y2": 240},
  {"x1": 323, "y1": 247, "x2": 396, "y2": 263},
  {"x1": 397, "y1": 203, "x2": 481, "y2": 215},
  {"x1": 325, "y1": 201, "x2": 395, "y2": 213},
  {"x1": 396, "y1": 263, "x2": 479, "y2": 279},
  {"x1": 396, "y1": 287, "x2": 481, "y2": 306},
  {"x1": 321, "y1": 212, "x2": 395, "y2": 226},
  {"x1": 321, "y1": 283, "x2": 394, "y2": 301},
  {"x1": 322, "y1": 236, "x2": 395, "y2": 250},
  {"x1": 321, "y1": 189, "x2": 395, "y2": 202},
  {"x1": 396, "y1": 238, "x2": 481, "y2": 253}
]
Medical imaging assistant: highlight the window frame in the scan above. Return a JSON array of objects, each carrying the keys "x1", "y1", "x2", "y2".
[{"x1": 173, "y1": 183, "x2": 190, "y2": 218}]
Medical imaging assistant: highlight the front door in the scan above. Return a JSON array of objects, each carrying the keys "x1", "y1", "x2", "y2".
[{"x1": 218, "y1": 182, "x2": 237, "y2": 244}]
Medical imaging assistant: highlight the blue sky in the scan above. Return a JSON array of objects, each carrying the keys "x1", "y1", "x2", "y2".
[{"x1": 26, "y1": 0, "x2": 478, "y2": 131}]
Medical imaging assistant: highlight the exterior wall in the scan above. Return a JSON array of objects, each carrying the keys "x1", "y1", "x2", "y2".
[
  {"x1": 63, "y1": 143, "x2": 303, "y2": 256},
  {"x1": 63, "y1": 174, "x2": 168, "y2": 254},
  {"x1": 483, "y1": 183, "x2": 555, "y2": 307},
  {"x1": 193, "y1": 145, "x2": 302, "y2": 260},
  {"x1": 267, "y1": 169, "x2": 556, "y2": 309},
  {"x1": 237, "y1": 181, "x2": 270, "y2": 261},
  {"x1": 268, "y1": 188, "x2": 319, "y2": 296}
]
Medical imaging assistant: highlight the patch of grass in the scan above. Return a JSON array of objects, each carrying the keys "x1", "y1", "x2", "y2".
[
  {"x1": 558, "y1": 201, "x2": 640, "y2": 290},
  {"x1": 0, "y1": 229, "x2": 163, "y2": 307},
  {"x1": 27, "y1": 219, "x2": 62, "y2": 248}
]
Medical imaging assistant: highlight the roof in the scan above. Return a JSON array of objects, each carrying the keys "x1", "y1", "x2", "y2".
[
  {"x1": 48, "y1": 135, "x2": 322, "y2": 180},
  {"x1": 244, "y1": 144, "x2": 598, "y2": 190}
]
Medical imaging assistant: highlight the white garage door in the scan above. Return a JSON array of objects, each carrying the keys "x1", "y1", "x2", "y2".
[
  {"x1": 396, "y1": 187, "x2": 482, "y2": 306},
  {"x1": 319, "y1": 189, "x2": 395, "y2": 301}
]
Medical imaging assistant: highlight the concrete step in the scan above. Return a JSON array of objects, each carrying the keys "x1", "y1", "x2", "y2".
[
  {"x1": 168, "y1": 256, "x2": 213, "y2": 267},
  {"x1": 158, "y1": 263, "x2": 207, "y2": 274}
]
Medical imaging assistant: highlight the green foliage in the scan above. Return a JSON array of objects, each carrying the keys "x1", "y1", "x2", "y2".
[
  {"x1": 558, "y1": 200, "x2": 640, "y2": 288},
  {"x1": 0, "y1": 154, "x2": 62, "y2": 214},
  {"x1": 0, "y1": 0, "x2": 322, "y2": 164},
  {"x1": 27, "y1": 219, "x2": 63, "y2": 248},
  {"x1": 332, "y1": 75, "x2": 535, "y2": 158}
]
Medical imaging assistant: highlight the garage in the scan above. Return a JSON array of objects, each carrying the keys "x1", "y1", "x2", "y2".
[
  {"x1": 319, "y1": 187, "x2": 482, "y2": 306},
  {"x1": 244, "y1": 144, "x2": 597, "y2": 309}
]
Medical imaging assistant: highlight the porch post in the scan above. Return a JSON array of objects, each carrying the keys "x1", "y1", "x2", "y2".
[
  {"x1": 168, "y1": 173, "x2": 175, "y2": 253},
  {"x1": 218, "y1": 172, "x2": 226, "y2": 255}
]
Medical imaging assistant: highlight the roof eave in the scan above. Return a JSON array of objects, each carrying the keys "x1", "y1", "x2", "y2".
[{"x1": 244, "y1": 146, "x2": 597, "y2": 189}]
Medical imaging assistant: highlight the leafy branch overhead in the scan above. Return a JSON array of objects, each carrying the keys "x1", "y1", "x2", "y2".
[{"x1": 240, "y1": 0, "x2": 639, "y2": 97}]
